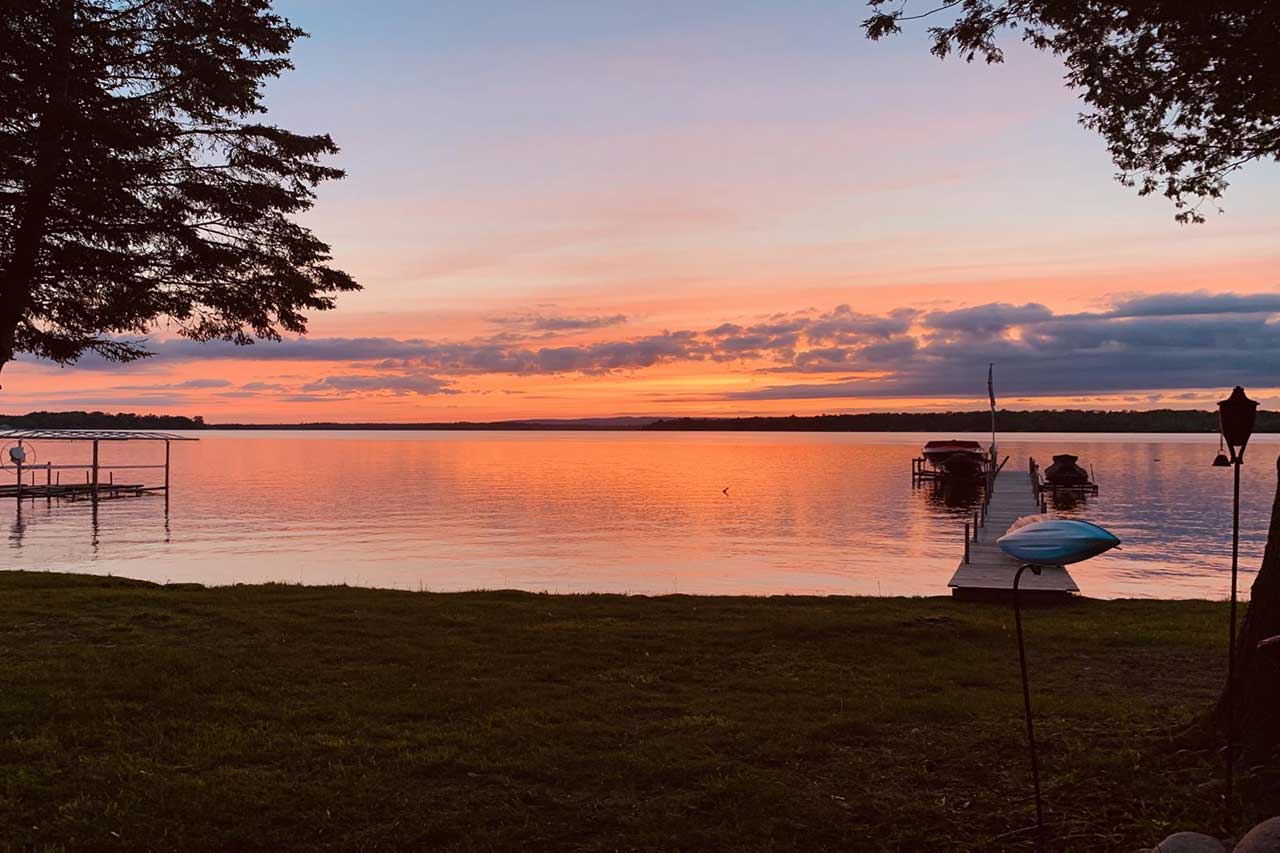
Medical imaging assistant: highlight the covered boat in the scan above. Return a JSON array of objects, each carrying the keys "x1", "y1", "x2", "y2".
[
  {"x1": 922, "y1": 440, "x2": 986, "y2": 479},
  {"x1": 1044, "y1": 453, "x2": 1090, "y2": 486}
]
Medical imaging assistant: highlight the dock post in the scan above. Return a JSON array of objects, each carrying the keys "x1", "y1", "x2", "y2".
[
  {"x1": 973, "y1": 512, "x2": 979, "y2": 541},
  {"x1": 164, "y1": 440, "x2": 170, "y2": 492},
  {"x1": 964, "y1": 523, "x2": 970, "y2": 563},
  {"x1": 15, "y1": 457, "x2": 21, "y2": 501},
  {"x1": 91, "y1": 440, "x2": 99, "y2": 497}
]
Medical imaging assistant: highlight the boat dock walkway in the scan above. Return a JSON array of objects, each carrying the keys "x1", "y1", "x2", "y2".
[{"x1": 947, "y1": 465, "x2": 1079, "y2": 599}]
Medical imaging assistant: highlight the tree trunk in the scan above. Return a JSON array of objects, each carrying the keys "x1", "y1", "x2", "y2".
[
  {"x1": 1218, "y1": 453, "x2": 1280, "y2": 761},
  {"x1": 0, "y1": 0, "x2": 75, "y2": 373}
]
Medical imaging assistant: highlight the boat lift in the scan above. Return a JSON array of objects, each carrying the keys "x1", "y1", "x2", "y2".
[
  {"x1": 1029, "y1": 456, "x2": 1099, "y2": 509},
  {"x1": 0, "y1": 428, "x2": 197, "y2": 501}
]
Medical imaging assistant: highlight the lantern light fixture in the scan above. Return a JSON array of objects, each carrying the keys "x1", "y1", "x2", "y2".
[{"x1": 1218, "y1": 386, "x2": 1258, "y2": 462}]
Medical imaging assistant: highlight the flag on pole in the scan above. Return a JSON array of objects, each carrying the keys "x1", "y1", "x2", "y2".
[{"x1": 988, "y1": 363, "x2": 997, "y2": 458}]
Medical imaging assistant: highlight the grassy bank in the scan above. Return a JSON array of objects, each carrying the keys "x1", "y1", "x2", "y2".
[{"x1": 0, "y1": 572, "x2": 1267, "y2": 850}]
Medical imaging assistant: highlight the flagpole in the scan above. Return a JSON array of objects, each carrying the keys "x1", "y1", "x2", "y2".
[{"x1": 988, "y1": 362, "x2": 997, "y2": 458}]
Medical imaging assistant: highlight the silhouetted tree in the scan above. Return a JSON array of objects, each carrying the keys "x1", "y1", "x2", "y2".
[
  {"x1": 0, "y1": 0, "x2": 357, "y2": 376},
  {"x1": 863, "y1": 1, "x2": 1280, "y2": 223},
  {"x1": 1218, "y1": 458, "x2": 1280, "y2": 762}
]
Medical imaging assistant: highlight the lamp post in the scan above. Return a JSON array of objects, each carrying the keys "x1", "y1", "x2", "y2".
[{"x1": 1216, "y1": 386, "x2": 1257, "y2": 834}]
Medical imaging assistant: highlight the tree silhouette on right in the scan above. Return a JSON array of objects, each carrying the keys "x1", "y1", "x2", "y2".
[
  {"x1": 1219, "y1": 457, "x2": 1280, "y2": 762},
  {"x1": 863, "y1": 1, "x2": 1280, "y2": 223}
]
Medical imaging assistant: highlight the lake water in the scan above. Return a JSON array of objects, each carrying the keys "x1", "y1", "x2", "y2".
[{"x1": 3, "y1": 431, "x2": 1276, "y2": 599}]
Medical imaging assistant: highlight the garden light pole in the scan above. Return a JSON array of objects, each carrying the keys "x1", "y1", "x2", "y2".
[{"x1": 1216, "y1": 386, "x2": 1257, "y2": 834}]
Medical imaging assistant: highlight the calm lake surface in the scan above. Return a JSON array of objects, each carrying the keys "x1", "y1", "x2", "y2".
[{"x1": 3, "y1": 431, "x2": 1276, "y2": 599}]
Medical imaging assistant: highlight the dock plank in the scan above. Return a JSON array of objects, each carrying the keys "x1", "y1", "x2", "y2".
[{"x1": 947, "y1": 466, "x2": 1078, "y2": 596}]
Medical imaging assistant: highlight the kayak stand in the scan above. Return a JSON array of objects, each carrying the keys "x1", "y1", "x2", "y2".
[{"x1": 1012, "y1": 563, "x2": 1047, "y2": 851}]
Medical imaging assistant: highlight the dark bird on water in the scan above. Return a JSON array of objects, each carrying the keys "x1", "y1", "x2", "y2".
[{"x1": 721, "y1": 487, "x2": 730, "y2": 495}]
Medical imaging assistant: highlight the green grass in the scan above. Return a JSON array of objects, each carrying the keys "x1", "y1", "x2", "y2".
[{"x1": 0, "y1": 571, "x2": 1267, "y2": 851}]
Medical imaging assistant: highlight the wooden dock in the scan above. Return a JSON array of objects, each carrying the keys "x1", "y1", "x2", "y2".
[
  {"x1": 947, "y1": 464, "x2": 1079, "y2": 600},
  {"x1": 0, "y1": 483, "x2": 152, "y2": 501}
]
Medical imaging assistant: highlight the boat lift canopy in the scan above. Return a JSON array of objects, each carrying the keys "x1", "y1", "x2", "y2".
[
  {"x1": 0, "y1": 427, "x2": 197, "y2": 499},
  {"x1": 0, "y1": 428, "x2": 197, "y2": 442}
]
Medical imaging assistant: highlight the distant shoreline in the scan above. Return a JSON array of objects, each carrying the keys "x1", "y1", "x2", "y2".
[{"x1": 4, "y1": 408, "x2": 1276, "y2": 433}]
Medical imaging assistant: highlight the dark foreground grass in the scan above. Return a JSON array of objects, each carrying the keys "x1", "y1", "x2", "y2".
[{"x1": 0, "y1": 572, "x2": 1268, "y2": 851}]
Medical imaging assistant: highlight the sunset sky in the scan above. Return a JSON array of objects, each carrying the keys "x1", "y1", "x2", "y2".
[{"x1": 9, "y1": 1, "x2": 1280, "y2": 422}]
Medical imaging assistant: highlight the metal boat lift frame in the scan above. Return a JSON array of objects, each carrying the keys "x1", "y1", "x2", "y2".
[{"x1": 0, "y1": 428, "x2": 197, "y2": 500}]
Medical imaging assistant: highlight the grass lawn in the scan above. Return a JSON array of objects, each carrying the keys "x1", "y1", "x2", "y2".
[{"x1": 0, "y1": 571, "x2": 1269, "y2": 851}]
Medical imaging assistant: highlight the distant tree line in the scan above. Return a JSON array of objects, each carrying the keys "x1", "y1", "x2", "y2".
[
  {"x1": 644, "y1": 410, "x2": 1280, "y2": 433},
  {"x1": 0, "y1": 411, "x2": 205, "y2": 430},
  {"x1": 212, "y1": 421, "x2": 621, "y2": 431},
  {"x1": 5, "y1": 409, "x2": 1278, "y2": 433}
]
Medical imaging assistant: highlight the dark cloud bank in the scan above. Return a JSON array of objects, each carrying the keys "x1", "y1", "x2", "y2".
[{"x1": 50, "y1": 292, "x2": 1280, "y2": 401}]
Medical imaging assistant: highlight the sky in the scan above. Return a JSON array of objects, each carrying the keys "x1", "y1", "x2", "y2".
[{"x1": 9, "y1": 1, "x2": 1280, "y2": 422}]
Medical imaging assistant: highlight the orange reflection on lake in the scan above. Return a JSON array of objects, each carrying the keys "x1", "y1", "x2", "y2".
[{"x1": 3, "y1": 431, "x2": 1273, "y2": 598}]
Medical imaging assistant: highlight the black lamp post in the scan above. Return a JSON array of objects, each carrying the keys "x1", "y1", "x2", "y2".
[{"x1": 1216, "y1": 385, "x2": 1257, "y2": 833}]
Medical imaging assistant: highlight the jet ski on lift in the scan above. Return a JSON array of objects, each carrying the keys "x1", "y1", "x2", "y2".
[{"x1": 1044, "y1": 454, "x2": 1090, "y2": 486}]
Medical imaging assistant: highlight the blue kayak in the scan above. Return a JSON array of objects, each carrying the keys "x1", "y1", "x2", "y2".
[{"x1": 997, "y1": 518, "x2": 1121, "y2": 566}]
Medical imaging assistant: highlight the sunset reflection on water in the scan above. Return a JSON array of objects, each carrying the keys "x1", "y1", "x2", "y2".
[{"x1": 2, "y1": 431, "x2": 1273, "y2": 599}]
